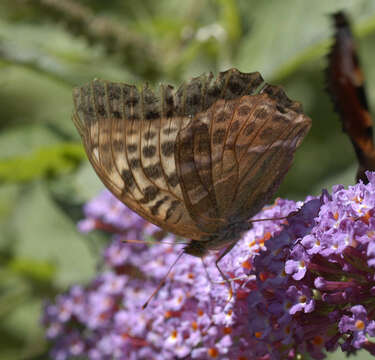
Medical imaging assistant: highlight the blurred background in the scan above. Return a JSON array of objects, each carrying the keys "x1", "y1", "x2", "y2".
[{"x1": 0, "y1": 0, "x2": 375, "y2": 359}]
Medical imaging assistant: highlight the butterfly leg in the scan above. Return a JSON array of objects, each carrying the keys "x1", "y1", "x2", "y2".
[
  {"x1": 214, "y1": 241, "x2": 237, "y2": 299},
  {"x1": 200, "y1": 257, "x2": 215, "y2": 284}
]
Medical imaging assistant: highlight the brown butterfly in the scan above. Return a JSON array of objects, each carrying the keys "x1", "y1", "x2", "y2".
[
  {"x1": 326, "y1": 11, "x2": 375, "y2": 183},
  {"x1": 73, "y1": 68, "x2": 311, "y2": 263}
]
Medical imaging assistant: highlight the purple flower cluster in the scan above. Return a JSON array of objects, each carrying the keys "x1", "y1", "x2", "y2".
[
  {"x1": 42, "y1": 190, "x2": 294, "y2": 359},
  {"x1": 43, "y1": 173, "x2": 375, "y2": 359},
  {"x1": 248, "y1": 172, "x2": 375, "y2": 358},
  {"x1": 77, "y1": 190, "x2": 161, "y2": 239}
]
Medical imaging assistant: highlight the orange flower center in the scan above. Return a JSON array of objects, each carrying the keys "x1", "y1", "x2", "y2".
[
  {"x1": 223, "y1": 327, "x2": 232, "y2": 334},
  {"x1": 242, "y1": 260, "x2": 252, "y2": 270},
  {"x1": 208, "y1": 348, "x2": 219, "y2": 358},
  {"x1": 312, "y1": 335, "x2": 324, "y2": 346},
  {"x1": 355, "y1": 320, "x2": 365, "y2": 331}
]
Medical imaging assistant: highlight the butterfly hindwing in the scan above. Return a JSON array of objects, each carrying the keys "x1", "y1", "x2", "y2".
[
  {"x1": 175, "y1": 69, "x2": 270, "y2": 232},
  {"x1": 233, "y1": 85, "x2": 311, "y2": 221},
  {"x1": 199, "y1": 69, "x2": 266, "y2": 221}
]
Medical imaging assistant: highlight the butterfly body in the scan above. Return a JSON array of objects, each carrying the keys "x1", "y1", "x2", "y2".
[
  {"x1": 184, "y1": 221, "x2": 252, "y2": 257},
  {"x1": 73, "y1": 68, "x2": 311, "y2": 258}
]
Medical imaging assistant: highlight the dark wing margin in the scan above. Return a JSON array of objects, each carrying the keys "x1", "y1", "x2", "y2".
[{"x1": 326, "y1": 11, "x2": 375, "y2": 183}]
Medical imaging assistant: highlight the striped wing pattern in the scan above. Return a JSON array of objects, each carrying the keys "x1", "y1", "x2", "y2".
[{"x1": 73, "y1": 69, "x2": 311, "y2": 244}]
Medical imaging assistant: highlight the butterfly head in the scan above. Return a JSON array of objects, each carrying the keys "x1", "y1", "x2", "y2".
[
  {"x1": 184, "y1": 241, "x2": 209, "y2": 258},
  {"x1": 184, "y1": 220, "x2": 252, "y2": 257}
]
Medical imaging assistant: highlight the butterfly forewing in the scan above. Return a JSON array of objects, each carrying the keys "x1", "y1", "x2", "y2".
[
  {"x1": 73, "y1": 68, "x2": 311, "y2": 251},
  {"x1": 74, "y1": 81, "x2": 204, "y2": 240}
]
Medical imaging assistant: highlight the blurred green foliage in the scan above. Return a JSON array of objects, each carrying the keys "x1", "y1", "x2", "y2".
[{"x1": 1, "y1": 0, "x2": 375, "y2": 359}]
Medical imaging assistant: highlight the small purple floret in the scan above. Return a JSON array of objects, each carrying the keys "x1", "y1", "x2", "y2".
[{"x1": 43, "y1": 172, "x2": 375, "y2": 359}]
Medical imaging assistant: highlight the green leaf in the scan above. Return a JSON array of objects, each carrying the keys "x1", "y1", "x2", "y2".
[
  {"x1": 216, "y1": 0, "x2": 241, "y2": 42},
  {"x1": 0, "y1": 143, "x2": 85, "y2": 183},
  {"x1": 9, "y1": 181, "x2": 98, "y2": 286},
  {"x1": 236, "y1": 0, "x2": 375, "y2": 80},
  {"x1": 327, "y1": 348, "x2": 373, "y2": 359},
  {"x1": 0, "y1": 183, "x2": 20, "y2": 219},
  {"x1": 0, "y1": 125, "x2": 63, "y2": 159},
  {"x1": 0, "y1": 19, "x2": 135, "y2": 86},
  {"x1": 8, "y1": 257, "x2": 56, "y2": 284},
  {"x1": 1, "y1": 296, "x2": 47, "y2": 360},
  {"x1": 50, "y1": 160, "x2": 105, "y2": 203}
]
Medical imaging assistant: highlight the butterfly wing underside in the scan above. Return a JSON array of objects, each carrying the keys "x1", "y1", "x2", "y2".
[
  {"x1": 326, "y1": 11, "x2": 375, "y2": 183},
  {"x1": 73, "y1": 79, "x2": 204, "y2": 239},
  {"x1": 223, "y1": 85, "x2": 311, "y2": 223},
  {"x1": 175, "y1": 77, "x2": 311, "y2": 230},
  {"x1": 73, "y1": 69, "x2": 311, "y2": 242}
]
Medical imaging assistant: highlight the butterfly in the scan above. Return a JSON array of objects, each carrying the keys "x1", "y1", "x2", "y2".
[
  {"x1": 73, "y1": 68, "x2": 311, "y2": 262},
  {"x1": 326, "y1": 11, "x2": 375, "y2": 183}
]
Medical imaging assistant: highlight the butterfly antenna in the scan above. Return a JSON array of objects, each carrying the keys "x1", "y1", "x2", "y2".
[
  {"x1": 202, "y1": 256, "x2": 254, "y2": 284},
  {"x1": 248, "y1": 215, "x2": 288, "y2": 223},
  {"x1": 123, "y1": 239, "x2": 188, "y2": 246},
  {"x1": 142, "y1": 250, "x2": 185, "y2": 309}
]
